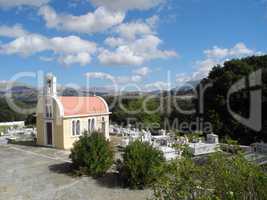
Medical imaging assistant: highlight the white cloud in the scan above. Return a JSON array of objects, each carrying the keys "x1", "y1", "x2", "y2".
[
  {"x1": 115, "y1": 66, "x2": 151, "y2": 84},
  {"x1": 131, "y1": 75, "x2": 142, "y2": 82},
  {"x1": 145, "y1": 81, "x2": 170, "y2": 91},
  {"x1": 204, "y1": 42, "x2": 255, "y2": 59},
  {"x1": 104, "y1": 37, "x2": 125, "y2": 47},
  {"x1": 176, "y1": 73, "x2": 192, "y2": 85},
  {"x1": 85, "y1": 66, "x2": 151, "y2": 89},
  {"x1": 146, "y1": 15, "x2": 159, "y2": 28},
  {"x1": 106, "y1": 17, "x2": 158, "y2": 45},
  {"x1": 0, "y1": 24, "x2": 28, "y2": 38},
  {"x1": 39, "y1": 56, "x2": 54, "y2": 62},
  {"x1": 104, "y1": 20, "x2": 155, "y2": 47},
  {"x1": 85, "y1": 72, "x2": 142, "y2": 85},
  {"x1": 90, "y1": 0, "x2": 163, "y2": 11},
  {"x1": 204, "y1": 46, "x2": 229, "y2": 59},
  {"x1": 117, "y1": 75, "x2": 142, "y2": 84},
  {"x1": 115, "y1": 21, "x2": 153, "y2": 40},
  {"x1": 98, "y1": 46, "x2": 144, "y2": 66},
  {"x1": 85, "y1": 72, "x2": 115, "y2": 81},
  {"x1": 50, "y1": 36, "x2": 96, "y2": 54},
  {"x1": 229, "y1": 43, "x2": 255, "y2": 57},
  {"x1": 131, "y1": 34, "x2": 177, "y2": 60},
  {"x1": 133, "y1": 67, "x2": 151, "y2": 76},
  {"x1": 1, "y1": 34, "x2": 50, "y2": 55},
  {"x1": 39, "y1": 5, "x2": 125, "y2": 34},
  {"x1": 58, "y1": 52, "x2": 91, "y2": 66},
  {"x1": 100, "y1": 16, "x2": 177, "y2": 66},
  {"x1": 192, "y1": 42, "x2": 258, "y2": 80},
  {"x1": 174, "y1": 43, "x2": 260, "y2": 85},
  {"x1": 0, "y1": 34, "x2": 97, "y2": 66},
  {"x1": 0, "y1": 0, "x2": 49, "y2": 8},
  {"x1": 100, "y1": 34, "x2": 177, "y2": 66},
  {"x1": 191, "y1": 58, "x2": 219, "y2": 80}
]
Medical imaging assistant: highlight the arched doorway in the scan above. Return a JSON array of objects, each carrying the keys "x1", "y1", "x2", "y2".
[{"x1": 45, "y1": 122, "x2": 53, "y2": 146}]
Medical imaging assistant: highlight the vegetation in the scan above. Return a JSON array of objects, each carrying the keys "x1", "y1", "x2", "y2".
[
  {"x1": 0, "y1": 55, "x2": 266, "y2": 145},
  {"x1": 0, "y1": 125, "x2": 10, "y2": 133},
  {"x1": 0, "y1": 98, "x2": 30, "y2": 122},
  {"x1": 180, "y1": 144, "x2": 194, "y2": 158},
  {"x1": 0, "y1": 96, "x2": 36, "y2": 128},
  {"x1": 107, "y1": 55, "x2": 267, "y2": 145},
  {"x1": 117, "y1": 140, "x2": 165, "y2": 189},
  {"x1": 152, "y1": 152, "x2": 267, "y2": 200},
  {"x1": 108, "y1": 97, "x2": 162, "y2": 128},
  {"x1": 0, "y1": 55, "x2": 266, "y2": 198},
  {"x1": 25, "y1": 113, "x2": 36, "y2": 126},
  {"x1": 197, "y1": 55, "x2": 267, "y2": 144},
  {"x1": 70, "y1": 132, "x2": 114, "y2": 178},
  {"x1": 106, "y1": 95, "x2": 194, "y2": 130},
  {"x1": 221, "y1": 137, "x2": 243, "y2": 154}
]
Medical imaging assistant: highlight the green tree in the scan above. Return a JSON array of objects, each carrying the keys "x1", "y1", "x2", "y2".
[
  {"x1": 118, "y1": 140, "x2": 165, "y2": 189},
  {"x1": 70, "y1": 132, "x2": 114, "y2": 178},
  {"x1": 196, "y1": 55, "x2": 267, "y2": 144}
]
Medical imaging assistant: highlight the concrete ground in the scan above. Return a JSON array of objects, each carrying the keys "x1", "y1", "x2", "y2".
[{"x1": 0, "y1": 144, "x2": 151, "y2": 200}]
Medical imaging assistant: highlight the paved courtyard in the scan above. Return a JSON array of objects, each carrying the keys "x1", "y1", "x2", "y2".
[{"x1": 0, "y1": 144, "x2": 151, "y2": 200}]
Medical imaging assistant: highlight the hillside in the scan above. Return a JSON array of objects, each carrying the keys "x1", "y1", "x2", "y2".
[{"x1": 198, "y1": 55, "x2": 267, "y2": 144}]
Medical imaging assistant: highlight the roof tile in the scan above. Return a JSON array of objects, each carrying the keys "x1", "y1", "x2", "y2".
[{"x1": 58, "y1": 96, "x2": 108, "y2": 116}]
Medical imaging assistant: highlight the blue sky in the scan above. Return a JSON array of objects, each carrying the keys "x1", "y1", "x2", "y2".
[{"x1": 0, "y1": 0, "x2": 266, "y2": 90}]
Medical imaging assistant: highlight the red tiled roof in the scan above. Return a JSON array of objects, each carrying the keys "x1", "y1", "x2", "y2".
[{"x1": 58, "y1": 96, "x2": 109, "y2": 116}]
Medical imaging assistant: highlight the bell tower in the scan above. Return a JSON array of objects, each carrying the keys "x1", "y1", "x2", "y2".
[
  {"x1": 44, "y1": 73, "x2": 57, "y2": 97},
  {"x1": 43, "y1": 73, "x2": 57, "y2": 120}
]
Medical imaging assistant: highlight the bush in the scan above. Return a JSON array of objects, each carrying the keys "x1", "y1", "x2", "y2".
[
  {"x1": 153, "y1": 158, "x2": 206, "y2": 200},
  {"x1": 70, "y1": 132, "x2": 114, "y2": 178},
  {"x1": 152, "y1": 153, "x2": 267, "y2": 200},
  {"x1": 118, "y1": 140, "x2": 165, "y2": 189},
  {"x1": 181, "y1": 144, "x2": 194, "y2": 158}
]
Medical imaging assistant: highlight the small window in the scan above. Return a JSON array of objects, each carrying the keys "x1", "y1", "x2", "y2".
[
  {"x1": 47, "y1": 79, "x2": 52, "y2": 88},
  {"x1": 91, "y1": 118, "x2": 95, "y2": 132},
  {"x1": 46, "y1": 106, "x2": 49, "y2": 118},
  {"x1": 88, "y1": 119, "x2": 91, "y2": 133},
  {"x1": 45, "y1": 105, "x2": 53, "y2": 118},
  {"x1": 49, "y1": 106, "x2": 53, "y2": 118},
  {"x1": 72, "y1": 121, "x2": 76, "y2": 136},
  {"x1": 102, "y1": 118, "x2": 105, "y2": 133},
  {"x1": 76, "y1": 120, "x2": 80, "y2": 135}
]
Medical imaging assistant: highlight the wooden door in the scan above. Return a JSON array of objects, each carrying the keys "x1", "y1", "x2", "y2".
[{"x1": 46, "y1": 122, "x2": 53, "y2": 145}]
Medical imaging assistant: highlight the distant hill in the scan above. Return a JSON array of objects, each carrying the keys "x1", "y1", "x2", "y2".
[
  {"x1": 0, "y1": 82, "x2": 38, "y2": 103},
  {"x1": 171, "y1": 80, "x2": 200, "y2": 96},
  {"x1": 0, "y1": 79, "x2": 201, "y2": 100},
  {"x1": 58, "y1": 86, "x2": 114, "y2": 96}
]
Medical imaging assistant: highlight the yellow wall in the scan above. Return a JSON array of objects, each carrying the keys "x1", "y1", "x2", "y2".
[
  {"x1": 53, "y1": 118, "x2": 64, "y2": 149},
  {"x1": 62, "y1": 115, "x2": 109, "y2": 150},
  {"x1": 36, "y1": 113, "x2": 45, "y2": 146},
  {"x1": 36, "y1": 96, "x2": 65, "y2": 149}
]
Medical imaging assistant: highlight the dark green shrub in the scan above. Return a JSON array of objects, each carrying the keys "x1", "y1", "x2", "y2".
[
  {"x1": 181, "y1": 144, "x2": 194, "y2": 158},
  {"x1": 70, "y1": 132, "x2": 114, "y2": 178},
  {"x1": 152, "y1": 153, "x2": 267, "y2": 200},
  {"x1": 118, "y1": 140, "x2": 165, "y2": 189}
]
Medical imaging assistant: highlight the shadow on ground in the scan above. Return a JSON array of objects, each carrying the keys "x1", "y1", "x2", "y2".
[
  {"x1": 8, "y1": 140, "x2": 37, "y2": 147},
  {"x1": 49, "y1": 162, "x2": 77, "y2": 177},
  {"x1": 49, "y1": 161, "x2": 126, "y2": 189},
  {"x1": 96, "y1": 172, "x2": 125, "y2": 189}
]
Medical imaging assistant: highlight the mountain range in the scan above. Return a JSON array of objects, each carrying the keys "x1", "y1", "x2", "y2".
[{"x1": 0, "y1": 80, "x2": 200, "y2": 100}]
